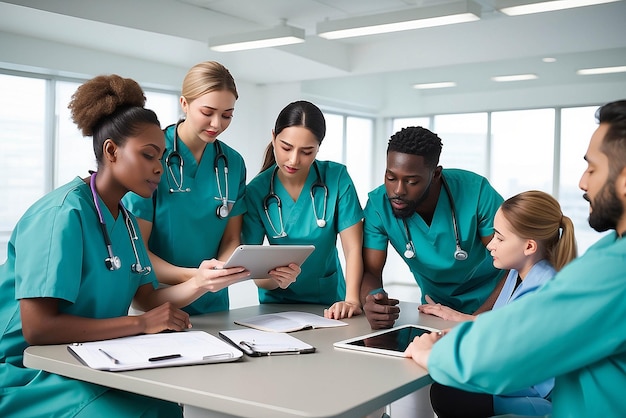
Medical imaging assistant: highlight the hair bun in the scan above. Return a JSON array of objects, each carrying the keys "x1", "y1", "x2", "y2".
[{"x1": 69, "y1": 74, "x2": 146, "y2": 137}]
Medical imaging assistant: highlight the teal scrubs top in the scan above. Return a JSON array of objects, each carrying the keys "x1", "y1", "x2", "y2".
[
  {"x1": 123, "y1": 123, "x2": 247, "y2": 314},
  {"x1": 0, "y1": 178, "x2": 180, "y2": 417},
  {"x1": 242, "y1": 160, "x2": 363, "y2": 305},
  {"x1": 363, "y1": 169, "x2": 503, "y2": 314},
  {"x1": 428, "y1": 233, "x2": 626, "y2": 417}
]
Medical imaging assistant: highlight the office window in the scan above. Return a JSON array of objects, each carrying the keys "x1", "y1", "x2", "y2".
[
  {"x1": 318, "y1": 113, "x2": 344, "y2": 162},
  {"x1": 0, "y1": 75, "x2": 47, "y2": 231},
  {"x1": 560, "y1": 105, "x2": 607, "y2": 254},
  {"x1": 56, "y1": 81, "x2": 94, "y2": 186},
  {"x1": 392, "y1": 117, "x2": 430, "y2": 133},
  {"x1": 434, "y1": 113, "x2": 488, "y2": 177},
  {"x1": 318, "y1": 112, "x2": 374, "y2": 205},
  {"x1": 491, "y1": 109, "x2": 555, "y2": 199}
]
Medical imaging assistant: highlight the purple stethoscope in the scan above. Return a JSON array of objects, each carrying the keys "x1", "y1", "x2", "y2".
[{"x1": 89, "y1": 172, "x2": 151, "y2": 275}]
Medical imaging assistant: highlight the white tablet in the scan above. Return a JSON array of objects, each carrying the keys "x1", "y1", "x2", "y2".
[
  {"x1": 223, "y1": 245, "x2": 315, "y2": 278},
  {"x1": 333, "y1": 324, "x2": 439, "y2": 357}
]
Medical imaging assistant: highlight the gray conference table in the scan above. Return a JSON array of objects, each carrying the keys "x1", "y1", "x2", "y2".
[{"x1": 24, "y1": 302, "x2": 457, "y2": 418}]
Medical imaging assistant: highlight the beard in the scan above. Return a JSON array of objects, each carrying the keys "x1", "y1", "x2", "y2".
[
  {"x1": 389, "y1": 180, "x2": 432, "y2": 219},
  {"x1": 586, "y1": 180, "x2": 623, "y2": 232}
]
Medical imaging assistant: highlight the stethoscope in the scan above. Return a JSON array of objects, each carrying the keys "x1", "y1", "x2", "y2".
[
  {"x1": 263, "y1": 161, "x2": 328, "y2": 239},
  {"x1": 89, "y1": 172, "x2": 151, "y2": 275},
  {"x1": 402, "y1": 176, "x2": 468, "y2": 261},
  {"x1": 165, "y1": 120, "x2": 230, "y2": 219}
]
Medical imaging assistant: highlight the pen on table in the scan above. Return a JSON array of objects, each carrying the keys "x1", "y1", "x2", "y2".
[
  {"x1": 239, "y1": 341, "x2": 301, "y2": 354},
  {"x1": 98, "y1": 348, "x2": 120, "y2": 364},
  {"x1": 148, "y1": 353, "x2": 182, "y2": 362}
]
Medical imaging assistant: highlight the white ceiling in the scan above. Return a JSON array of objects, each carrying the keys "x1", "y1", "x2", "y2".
[{"x1": 1, "y1": 0, "x2": 625, "y2": 100}]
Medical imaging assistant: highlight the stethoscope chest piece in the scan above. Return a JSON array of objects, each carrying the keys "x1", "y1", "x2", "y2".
[
  {"x1": 105, "y1": 255, "x2": 122, "y2": 271},
  {"x1": 217, "y1": 201, "x2": 230, "y2": 218}
]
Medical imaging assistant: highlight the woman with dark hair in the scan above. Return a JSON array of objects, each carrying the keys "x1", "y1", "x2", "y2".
[
  {"x1": 0, "y1": 74, "x2": 247, "y2": 417},
  {"x1": 243, "y1": 101, "x2": 364, "y2": 319}
]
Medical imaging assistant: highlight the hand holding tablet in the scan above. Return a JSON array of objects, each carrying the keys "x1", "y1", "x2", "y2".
[{"x1": 222, "y1": 245, "x2": 315, "y2": 279}]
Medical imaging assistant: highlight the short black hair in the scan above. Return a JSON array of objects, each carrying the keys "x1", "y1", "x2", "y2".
[
  {"x1": 596, "y1": 100, "x2": 626, "y2": 178},
  {"x1": 387, "y1": 126, "x2": 443, "y2": 169}
]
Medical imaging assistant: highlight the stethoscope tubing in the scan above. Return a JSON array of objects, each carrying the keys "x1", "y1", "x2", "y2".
[
  {"x1": 263, "y1": 161, "x2": 328, "y2": 238},
  {"x1": 90, "y1": 172, "x2": 151, "y2": 275},
  {"x1": 165, "y1": 119, "x2": 230, "y2": 218},
  {"x1": 402, "y1": 175, "x2": 468, "y2": 261}
]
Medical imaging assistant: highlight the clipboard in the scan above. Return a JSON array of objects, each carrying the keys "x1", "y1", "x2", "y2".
[
  {"x1": 67, "y1": 331, "x2": 243, "y2": 371},
  {"x1": 219, "y1": 328, "x2": 316, "y2": 356}
]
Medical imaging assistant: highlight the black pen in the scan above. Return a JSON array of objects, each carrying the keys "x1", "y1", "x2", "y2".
[{"x1": 148, "y1": 353, "x2": 182, "y2": 362}]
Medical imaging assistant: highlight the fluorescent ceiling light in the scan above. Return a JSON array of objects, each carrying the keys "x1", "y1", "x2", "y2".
[
  {"x1": 317, "y1": 0, "x2": 481, "y2": 40},
  {"x1": 209, "y1": 24, "x2": 305, "y2": 52},
  {"x1": 413, "y1": 81, "x2": 457, "y2": 89},
  {"x1": 492, "y1": 74, "x2": 538, "y2": 82},
  {"x1": 577, "y1": 65, "x2": 626, "y2": 75},
  {"x1": 496, "y1": 0, "x2": 620, "y2": 16}
]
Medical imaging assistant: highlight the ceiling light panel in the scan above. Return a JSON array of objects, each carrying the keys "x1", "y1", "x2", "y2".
[
  {"x1": 317, "y1": 0, "x2": 481, "y2": 40},
  {"x1": 209, "y1": 24, "x2": 305, "y2": 52},
  {"x1": 491, "y1": 74, "x2": 538, "y2": 82},
  {"x1": 496, "y1": 0, "x2": 621, "y2": 16}
]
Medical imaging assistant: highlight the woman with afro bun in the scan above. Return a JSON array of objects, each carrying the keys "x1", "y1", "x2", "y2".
[{"x1": 0, "y1": 74, "x2": 248, "y2": 417}]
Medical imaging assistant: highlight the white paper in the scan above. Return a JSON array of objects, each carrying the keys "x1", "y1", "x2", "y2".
[
  {"x1": 234, "y1": 311, "x2": 348, "y2": 333},
  {"x1": 68, "y1": 331, "x2": 243, "y2": 371}
]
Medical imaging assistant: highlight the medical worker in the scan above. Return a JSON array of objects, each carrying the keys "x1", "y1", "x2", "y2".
[
  {"x1": 242, "y1": 101, "x2": 364, "y2": 319},
  {"x1": 123, "y1": 61, "x2": 295, "y2": 314},
  {"x1": 419, "y1": 190, "x2": 577, "y2": 417},
  {"x1": 0, "y1": 74, "x2": 249, "y2": 417},
  {"x1": 361, "y1": 126, "x2": 506, "y2": 329},
  {"x1": 405, "y1": 100, "x2": 626, "y2": 417}
]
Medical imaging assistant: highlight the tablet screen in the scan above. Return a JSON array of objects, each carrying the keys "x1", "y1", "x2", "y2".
[{"x1": 334, "y1": 324, "x2": 437, "y2": 357}]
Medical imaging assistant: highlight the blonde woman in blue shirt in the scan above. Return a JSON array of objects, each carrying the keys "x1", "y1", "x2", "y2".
[
  {"x1": 0, "y1": 75, "x2": 249, "y2": 418},
  {"x1": 405, "y1": 100, "x2": 626, "y2": 417},
  {"x1": 418, "y1": 190, "x2": 577, "y2": 417},
  {"x1": 242, "y1": 101, "x2": 364, "y2": 319}
]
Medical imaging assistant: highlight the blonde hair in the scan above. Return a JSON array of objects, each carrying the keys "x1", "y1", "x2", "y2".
[
  {"x1": 500, "y1": 190, "x2": 577, "y2": 271},
  {"x1": 181, "y1": 61, "x2": 238, "y2": 102}
]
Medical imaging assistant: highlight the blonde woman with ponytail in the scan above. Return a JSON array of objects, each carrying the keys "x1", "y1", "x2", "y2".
[{"x1": 419, "y1": 190, "x2": 577, "y2": 417}]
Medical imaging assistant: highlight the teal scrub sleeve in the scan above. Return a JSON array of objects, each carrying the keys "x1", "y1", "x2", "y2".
[
  {"x1": 227, "y1": 151, "x2": 248, "y2": 217},
  {"x1": 475, "y1": 178, "x2": 503, "y2": 238},
  {"x1": 242, "y1": 169, "x2": 273, "y2": 245},
  {"x1": 428, "y1": 236, "x2": 626, "y2": 397},
  {"x1": 362, "y1": 194, "x2": 391, "y2": 251},
  {"x1": 335, "y1": 166, "x2": 364, "y2": 232},
  {"x1": 122, "y1": 192, "x2": 154, "y2": 222},
  {"x1": 14, "y1": 205, "x2": 82, "y2": 303}
]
